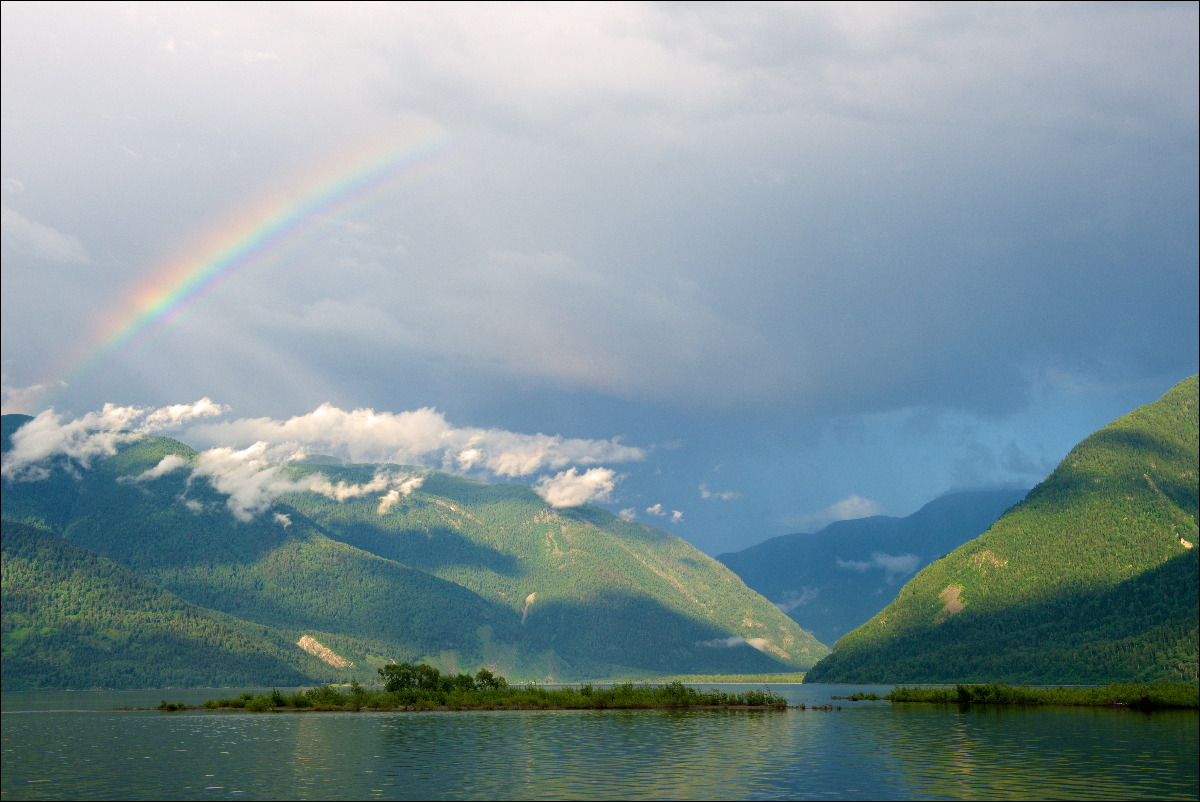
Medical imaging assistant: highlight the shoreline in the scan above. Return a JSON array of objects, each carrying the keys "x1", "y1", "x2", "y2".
[{"x1": 152, "y1": 702, "x2": 799, "y2": 712}]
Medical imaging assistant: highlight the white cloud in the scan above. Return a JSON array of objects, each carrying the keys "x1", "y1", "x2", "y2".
[
  {"x1": 124, "y1": 454, "x2": 188, "y2": 483},
  {"x1": 699, "y1": 484, "x2": 741, "y2": 500},
  {"x1": 533, "y1": 467, "x2": 617, "y2": 508},
  {"x1": 644, "y1": 503, "x2": 683, "y2": 523},
  {"x1": 1, "y1": 205, "x2": 91, "y2": 264},
  {"x1": 774, "y1": 586, "x2": 820, "y2": 613},
  {"x1": 185, "y1": 403, "x2": 645, "y2": 477},
  {"x1": 140, "y1": 399, "x2": 228, "y2": 430},
  {"x1": 825, "y1": 495, "x2": 883, "y2": 521},
  {"x1": 2, "y1": 398, "x2": 641, "y2": 519},
  {"x1": 1, "y1": 400, "x2": 227, "y2": 481},
  {"x1": 377, "y1": 476, "x2": 424, "y2": 514},
  {"x1": 3, "y1": 407, "x2": 143, "y2": 480},
  {"x1": 1, "y1": 375, "x2": 48, "y2": 415},
  {"x1": 618, "y1": 508, "x2": 637, "y2": 521},
  {"x1": 183, "y1": 446, "x2": 427, "y2": 522},
  {"x1": 836, "y1": 552, "x2": 921, "y2": 583},
  {"x1": 274, "y1": 512, "x2": 292, "y2": 528}
]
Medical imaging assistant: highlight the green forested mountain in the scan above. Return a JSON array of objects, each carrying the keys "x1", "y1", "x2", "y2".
[
  {"x1": 2, "y1": 416, "x2": 825, "y2": 688},
  {"x1": 0, "y1": 520, "x2": 334, "y2": 689},
  {"x1": 717, "y1": 489, "x2": 1028, "y2": 646},
  {"x1": 805, "y1": 376, "x2": 1200, "y2": 684}
]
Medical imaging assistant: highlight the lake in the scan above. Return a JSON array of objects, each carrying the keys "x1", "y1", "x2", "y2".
[{"x1": 2, "y1": 684, "x2": 1197, "y2": 800}]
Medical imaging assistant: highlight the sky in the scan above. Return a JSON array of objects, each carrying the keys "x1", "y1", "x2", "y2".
[{"x1": 2, "y1": 2, "x2": 1197, "y2": 555}]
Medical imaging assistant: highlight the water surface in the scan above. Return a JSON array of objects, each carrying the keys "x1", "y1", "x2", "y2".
[{"x1": 3, "y1": 685, "x2": 1196, "y2": 800}]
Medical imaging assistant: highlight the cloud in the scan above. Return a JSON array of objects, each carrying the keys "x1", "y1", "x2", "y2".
[
  {"x1": 645, "y1": 503, "x2": 682, "y2": 522},
  {"x1": 183, "y1": 443, "x2": 313, "y2": 521},
  {"x1": 698, "y1": 636, "x2": 770, "y2": 652},
  {"x1": 1, "y1": 205, "x2": 91, "y2": 264},
  {"x1": 836, "y1": 552, "x2": 921, "y2": 583},
  {"x1": 774, "y1": 586, "x2": 820, "y2": 613},
  {"x1": 180, "y1": 447, "x2": 427, "y2": 522},
  {"x1": 618, "y1": 508, "x2": 637, "y2": 521},
  {"x1": 824, "y1": 496, "x2": 883, "y2": 521},
  {"x1": 186, "y1": 403, "x2": 645, "y2": 478},
  {"x1": 1, "y1": 400, "x2": 227, "y2": 481},
  {"x1": 787, "y1": 495, "x2": 884, "y2": 531},
  {"x1": 2, "y1": 398, "x2": 638, "y2": 519},
  {"x1": 699, "y1": 484, "x2": 740, "y2": 500},
  {"x1": 274, "y1": 512, "x2": 292, "y2": 528},
  {"x1": 377, "y1": 476, "x2": 424, "y2": 514},
  {"x1": 124, "y1": 454, "x2": 188, "y2": 483},
  {"x1": 533, "y1": 467, "x2": 617, "y2": 508},
  {"x1": 3, "y1": 408, "x2": 146, "y2": 481},
  {"x1": 1, "y1": 375, "x2": 48, "y2": 415},
  {"x1": 140, "y1": 399, "x2": 228, "y2": 430}
]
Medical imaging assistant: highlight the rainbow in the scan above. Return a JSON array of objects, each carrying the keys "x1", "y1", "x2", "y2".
[{"x1": 40, "y1": 123, "x2": 452, "y2": 410}]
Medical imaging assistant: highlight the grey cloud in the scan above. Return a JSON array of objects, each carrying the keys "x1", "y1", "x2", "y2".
[
  {"x1": 2, "y1": 4, "x2": 1196, "y2": 555},
  {"x1": 4, "y1": 3, "x2": 1196, "y2": 421},
  {"x1": 699, "y1": 484, "x2": 740, "y2": 501},
  {"x1": 1000, "y1": 440, "x2": 1053, "y2": 479},
  {"x1": 835, "y1": 552, "x2": 920, "y2": 584},
  {"x1": 774, "y1": 586, "x2": 819, "y2": 613},
  {"x1": 1, "y1": 205, "x2": 90, "y2": 264}
]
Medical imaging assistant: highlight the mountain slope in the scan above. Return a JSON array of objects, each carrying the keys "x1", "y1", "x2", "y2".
[
  {"x1": 2, "y1": 417, "x2": 826, "y2": 684},
  {"x1": 717, "y1": 489, "x2": 1028, "y2": 646},
  {"x1": 0, "y1": 520, "x2": 332, "y2": 689},
  {"x1": 280, "y1": 466, "x2": 823, "y2": 677},
  {"x1": 805, "y1": 375, "x2": 1199, "y2": 683}
]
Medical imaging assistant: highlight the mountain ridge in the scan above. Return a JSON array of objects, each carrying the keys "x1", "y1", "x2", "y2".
[
  {"x1": 804, "y1": 375, "x2": 1199, "y2": 683},
  {"x1": 2, "y1": 417, "x2": 826, "y2": 687},
  {"x1": 717, "y1": 488, "x2": 1029, "y2": 646}
]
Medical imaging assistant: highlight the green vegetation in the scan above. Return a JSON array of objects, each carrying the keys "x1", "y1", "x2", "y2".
[
  {"x1": 193, "y1": 664, "x2": 787, "y2": 711},
  {"x1": 718, "y1": 489, "x2": 1028, "y2": 647},
  {"x1": 806, "y1": 376, "x2": 1200, "y2": 684},
  {"x1": 2, "y1": 414, "x2": 825, "y2": 688},
  {"x1": 0, "y1": 520, "x2": 327, "y2": 689},
  {"x1": 882, "y1": 683, "x2": 1199, "y2": 710},
  {"x1": 278, "y1": 466, "x2": 825, "y2": 677}
]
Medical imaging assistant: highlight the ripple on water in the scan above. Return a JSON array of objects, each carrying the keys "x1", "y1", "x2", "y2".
[{"x1": 1, "y1": 696, "x2": 1196, "y2": 800}]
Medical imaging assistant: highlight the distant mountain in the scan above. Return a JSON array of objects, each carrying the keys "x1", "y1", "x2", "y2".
[
  {"x1": 717, "y1": 489, "x2": 1028, "y2": 646},
  {"x1": 1, "y1": 416, "x2": 826, "y2": 688},
  {"x1": 805, "y1": 375, "x2": 1199, "y2": 684}
]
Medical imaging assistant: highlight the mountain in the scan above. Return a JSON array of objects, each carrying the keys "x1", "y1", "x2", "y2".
[
  {"x1": 1, "y1": 519, "x2": 338, "y2": 690},
  {"x1": 717, "y1": 489, "x2": 1029, "y2": 646},
  {"x1": 805, "y1": 375, "x2": 1199, "y2": 684},
  {"x1": 2, "y1": 416, "x2": 826, "y2": 688}
]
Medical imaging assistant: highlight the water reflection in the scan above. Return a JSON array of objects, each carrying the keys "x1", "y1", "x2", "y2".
[{"x1": 1, "y1": 689, "x2": 1196, "y2": 800}]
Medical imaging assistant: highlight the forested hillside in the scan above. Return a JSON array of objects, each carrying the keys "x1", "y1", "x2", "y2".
[
  {"x1": 2, "y1": 415, "x2": 825, "y2": 688},
  {"x1": 0, "y1": 520, "x2": 329, "y2": 689},
  {"x1": 717, "y1": 489, "x2": 1028, "y2": 646},
  {"x1": 806, "y1": 375, "x2": 1199, "y2": 684}
]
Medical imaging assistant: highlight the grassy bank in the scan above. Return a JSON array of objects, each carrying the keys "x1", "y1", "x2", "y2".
[
  {"x1": 836, "y1": 683, "x2": 1199, "y2": 710},
  {"x1": 171, "y1": 680, "x2": 788, "y2": 712}
]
